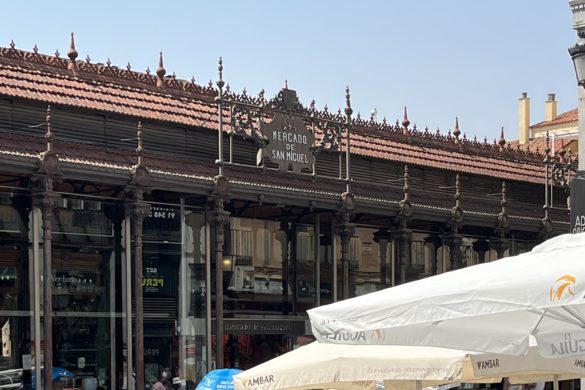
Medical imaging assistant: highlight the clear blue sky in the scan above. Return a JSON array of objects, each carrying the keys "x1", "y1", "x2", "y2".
[{"x1": 0, "y1": 1, "x2": 577, "y2": 141}]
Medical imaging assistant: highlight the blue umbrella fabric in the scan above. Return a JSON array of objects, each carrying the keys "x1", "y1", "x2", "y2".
[
  {"x1": 196, "y1": 369, "x2": 242, "y2": 390},
  {"x1": 31, "y1": 367, "x2": 75, "y2": 388}
]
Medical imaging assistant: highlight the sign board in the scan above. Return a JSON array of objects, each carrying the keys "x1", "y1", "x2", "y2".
[
  {"x1": 211, "y1": 319, "x2": 307, "y2": 335},
  {"x1": 571, "y1": 176, "x2": 585, "y2": 233},
  {"x1": 143, "y1": 265, "x2": 176, "y2": 297},
  {"x1": 257, "y1": 89, "x2": 315, "y2": 173}
]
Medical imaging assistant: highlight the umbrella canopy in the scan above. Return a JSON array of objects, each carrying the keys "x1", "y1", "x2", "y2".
[
  {"x1": 197, "y1": 369, "x2": 242, "y2": 390},
  {"x1": 232, "y1": 341, "x2": 585, "y2": 390},
  {"x1": 308, "y1": 232, "x2": 585, "y2": 357}
]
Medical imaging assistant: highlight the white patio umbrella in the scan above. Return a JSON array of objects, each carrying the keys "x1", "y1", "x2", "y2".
[
  {"x1": 232, "y1": 341, "x2": 585, "y2": 390},
  {"x1": 308, "y1": 232, "x2": 585, "y2": 358}
]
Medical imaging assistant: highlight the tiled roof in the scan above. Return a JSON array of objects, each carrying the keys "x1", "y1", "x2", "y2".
[
  {"x1": 530, "y1": 109, "x2": 578, "y2": 130},
  {"x1": 0, "y1": 130, "x2": 564, "y2": 224},
  {"x1": 0, "y1": 45, "x2": 549, "y2": 184},
  {"x1": 507, "y1": 135, "x2": 578, "y2": 155}
]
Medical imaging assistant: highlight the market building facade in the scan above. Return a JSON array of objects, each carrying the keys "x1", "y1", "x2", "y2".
[{"x1": 0, "y1": 38, "x2": 575, "y2": 389}]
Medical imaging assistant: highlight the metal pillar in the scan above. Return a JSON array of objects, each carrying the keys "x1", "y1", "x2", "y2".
[
  {"x1": 472, "y1": 239, "x2": 490, "y2": 263},
  {"x1": 444, "y1": 234, "x2": 463, "y2": 270},
  {"x1": 335, "y1": 211, "x2": 355, "y2": 300},
  {"x1": 126, "y1": 199, "x2": 149, "y2": 390},
  {"x1": 34, "y1": 185, "x2": 59, "y2": 390},
  {"x1": 209, "y1": 197, "x2": 229, "y2": 369},
  {"x1": 394, "y1": 225, "x2": 412, "y2": 284}
]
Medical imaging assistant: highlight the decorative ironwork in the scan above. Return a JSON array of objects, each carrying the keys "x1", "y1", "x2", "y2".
[
  {"x1": 551, "y1": 161, "x2": 577, "y2": 189},
  {"x1": 544, "y1": 131, "x2": 578, "y2": 195},
  {"x1": 268, "y1": 88, "x2": 305, "y2": 113},
  {"x1": 230, "y1": 103, "x2": 264, "y2": 141},
  {"x1": 314, "y1": 120, "x2": 341, "y2": 153}
]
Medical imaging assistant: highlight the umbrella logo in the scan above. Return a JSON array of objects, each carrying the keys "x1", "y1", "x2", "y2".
[
  {"x1": 549, "y1": 275, "x2": 576, "y2": 302},
  {"x1": 371, "y1": 329, "x2": 385, "y2": 342}
]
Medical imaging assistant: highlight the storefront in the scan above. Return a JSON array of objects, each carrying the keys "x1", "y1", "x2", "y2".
[{"x1": 0, "y1": 42, "x2": 573, "y2": 389}]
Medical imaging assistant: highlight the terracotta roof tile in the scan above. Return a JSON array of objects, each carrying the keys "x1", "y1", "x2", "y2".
[
  {"x1": 0, "y1": 46, "x2": 552, "y2": 185},
  {"x1": 530, "y1": 109, "x2": 578, "y2": 130}
]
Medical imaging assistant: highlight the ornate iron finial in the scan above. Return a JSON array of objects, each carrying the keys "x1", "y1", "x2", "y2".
[
  {"x1": 498, "y1": 127, "x2": 506, "y2": 151},
  {"x1": 497, "y1": 181, "x2": 509, "y2": 230},
  {"x1": 55, "y1": 49, "x2": 61, "y2": 58},
  {"x1": 453, "y1": 117, "x2": 461, "y2": 141},
  {"x1": 146, "y1": 67, "x2": 151, "y2": 75},
  {"x1": 402, "y1": 106, "x2": 410, "y2": 130},
  {"x1": 46, "y1": 105, "x2": 54, "y2": 153},
  {"x1": 449, "y1": 173, "x2": 463, "y2": 225},
  {"x1": 85, "y1": 54, "x2": 91, "y2": 63},
  {"x1": 106, "y1": 58, "x2": 112, "y2": 67},
  {"x1": 323, "y1": 104, "x2": 329, "y2": 113},
  {"x1": 156, "y1": 51, "x2": 166, "y2": 87},
  {"x1": 191, "y1": 76, "x2": 196, "y2": 85},
  {"x1": 130, "y1": 121, "x2": 150, "y2": 188},
  {"x1": 403, "y1": 165, "x2": 410, "y2": 201},
  {"x1": 136, "y1": 121, "x2": 144, "y2": 166},
  {"x1": 9, "y1": 40, "x2": 15, "y2": 50},
  {"x1": 344, "y1": 86, "x2": 353, "y2": 118},
  {"x1": 127, "y1": 62, "x2": 132, "y2": 71},
  {"x1": 501, "y1": 181, "x2": 507, "y2": 211},
  {"x1": 67, "y1": 32, "x2": 78, "y2": 73},
  {"x1": 399, "y1": 165, "x2": 412, "y2": 217},
  {"x1": 33, "y1": 44, "x2": 39, "y2": 54},
  {"x1": 484, "y1": 137, "x2": 488, "y2": 144},
  {"x1": 225, "y1": 83, "x2": 231, "y2": 93},
  {"x1": 436, "y1": 127, "x2": 441, "y2": 135},
  {"x1": 216, "y1": 57, "x2": 225, "y2": 90},
  {"x1": 455, "y1": 173, "x2": 460, "y2": 208},
  {"x1": 424, "y1": 125, "x2": 429, "y2": 134},
  {"x1": 285, "y1": 80, "x2": 288, "y2": 89},
  {"x1": 67, "y1": 33, "x2": 78, "y2": 59},
  {"x1": 38, "y1": 104, "x2": 61, "y2": 178}
]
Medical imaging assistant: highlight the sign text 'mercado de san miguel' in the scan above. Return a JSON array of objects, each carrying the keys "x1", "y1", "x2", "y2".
[{"x1": 257, "y1": 89, "x2": 315, "y2": 173}]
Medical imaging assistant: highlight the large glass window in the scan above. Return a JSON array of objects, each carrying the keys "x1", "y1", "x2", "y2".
[
  {"x1": 0, "y1": 191, "x2": 32, "y2": 388},
  {"x1": 51, "y1": 196, "x2": 121, "y2": 390},
  {"x1": 345, "y1": 227, "x2": 391, "y2": 298},
  {"x1": 221, "y1": 218, "x2": 317, "y2": 316},
  {"x1": 182, "y1": 207, "x2": 207, "y2": 383}
]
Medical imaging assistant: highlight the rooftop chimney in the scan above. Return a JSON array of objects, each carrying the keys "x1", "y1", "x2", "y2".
[
  {"x1": 518, "y1": 92, "x2": 530, "y2": 144},
  {"x1": 545, "y1": 93, "x2": 558, "y2": 122}
]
